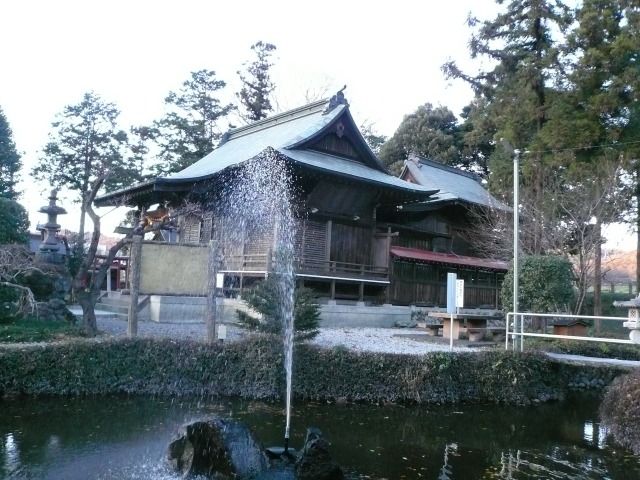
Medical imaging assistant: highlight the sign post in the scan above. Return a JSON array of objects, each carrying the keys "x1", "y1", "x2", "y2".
[
  {"x1": 456, "y1": 279, "x2": 464, "y2": 309},
  {"x1": 447, "y1": 273, "x2": 457, "y2": 351}
]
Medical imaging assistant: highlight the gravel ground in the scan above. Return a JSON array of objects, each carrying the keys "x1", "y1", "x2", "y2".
[{"x1": 96, "y1": 317, "x2": 484, "y2": 353}]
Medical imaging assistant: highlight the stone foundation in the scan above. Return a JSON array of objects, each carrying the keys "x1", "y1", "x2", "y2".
[{"x1": 141, "y1": 295, "x2": 412, "y2": 327}]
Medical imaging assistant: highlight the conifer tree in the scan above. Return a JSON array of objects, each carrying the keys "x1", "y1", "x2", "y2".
[
  {"x1": 153, "y1": 70, "x2": 235, "y2": 175},
  {"x1": 32, "y1": 92, "x2": 136, "y2": 335},
  {"x1": 236, "y1": 41, "x2": 277, "y2": 122},
  {"x1": 442, "y1": 0, "x2": 572, "y2": 254},
  {"x1": 378, "y1": 103, "x2": 461, "y2": 175},
  {"x1": 0, "y1": 107, "x2": 22, "y2": 200}
]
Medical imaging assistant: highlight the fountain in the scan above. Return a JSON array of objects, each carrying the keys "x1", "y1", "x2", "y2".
[{"x1": 214, "y1": 148, "x2": 298, "y2": 456}]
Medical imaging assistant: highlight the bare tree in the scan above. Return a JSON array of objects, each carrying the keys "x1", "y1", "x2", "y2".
[{"x1": 0, "y1": 245, "x2": 38, "y2": 317}]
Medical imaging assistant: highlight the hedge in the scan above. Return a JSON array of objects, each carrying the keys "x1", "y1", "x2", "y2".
[
  {"x1": 0, "y1": 335, "x2": 627, "y2": 405},
  {"x1": 600, "y1": 370, "x2": 640, "y2": 454}
]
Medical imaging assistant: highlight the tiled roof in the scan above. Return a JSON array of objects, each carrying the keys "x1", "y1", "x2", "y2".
[
  {"x1": 402, "y1": 156, "x2": 511, "y2": 211},
  {"x1": 95, "y1": 99, "x2": 438, "y2": 206},
  {"x1": 165, "y1": 100, "x2": 435, "y2": 196},
  {"x1": 390, "y1": 246, "x2": 508, "y2": 271},
  {"x1": 167, "y1": 100, "x2": 341, "y2": 181}
]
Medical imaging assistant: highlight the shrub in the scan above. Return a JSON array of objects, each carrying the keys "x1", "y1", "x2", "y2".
[
  {"x1": 501, "y1": 255, "x2": 575, "y2": 312},
  {"x1": 0, "y1": 286, "x2": 20, "y2": 323},
  {"x1": 236, "y1": 277, "x2": 320, "y2": 340},
  {"x1": 600, "y1": 370, "x2": 640, "y2": 454},
  {"x1": 16, "y1": 269, "x2": 55, "y2": 301}
]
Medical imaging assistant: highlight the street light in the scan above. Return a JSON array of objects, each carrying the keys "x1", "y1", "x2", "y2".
[{"x1": 501, "y1": 139, "x2": 521, "y2": 351}]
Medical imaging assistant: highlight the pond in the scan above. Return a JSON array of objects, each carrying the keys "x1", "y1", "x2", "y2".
[{"x1": 1, "y1": 394, "x2": 638, "y2": 479}]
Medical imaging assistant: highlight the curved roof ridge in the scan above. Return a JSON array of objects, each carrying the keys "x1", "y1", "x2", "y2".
[{"x1": 223, "y1": 98, "x2": 329, "y2": 142}]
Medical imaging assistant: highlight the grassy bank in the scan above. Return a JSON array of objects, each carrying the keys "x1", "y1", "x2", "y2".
[
  {"x1": 0, "y1": 335, "x2": 628, "y2": 405},
  {"x1": 0, "y1": 318, "x2": 85, "y2": 343}
]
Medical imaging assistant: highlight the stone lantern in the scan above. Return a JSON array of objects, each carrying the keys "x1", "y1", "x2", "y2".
[
  {"x1": 613, "y1": 294, "x2": 640, "y2": 344},
  {"x1": 38, "y1": 189, "x2": 67, "y2": 263}
]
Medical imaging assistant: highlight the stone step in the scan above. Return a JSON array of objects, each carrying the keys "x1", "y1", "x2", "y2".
[
  {"x1": 68, "y1": 305, "x2": 118, "y2": 322},
  {"x1": 98, "y1": 298, "x2": 130, "y2": 308},
  {"x1": 96, "y1": 303, "x2": 130, "y2": 315}
]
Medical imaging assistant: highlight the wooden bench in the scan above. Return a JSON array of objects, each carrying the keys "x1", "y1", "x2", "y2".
[
  {"x1": 426, "y1": 324, "x2": 443, "y2": 336},
  {"x1": 417, "y1": 323, "x2": 444, "y2": 336},
  {"x1": 467, "y1": 327, "x2": 505, "y2": 342}
]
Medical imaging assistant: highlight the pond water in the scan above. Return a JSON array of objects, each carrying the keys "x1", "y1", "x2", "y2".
[{"x1": 1, "y1": 394, "x2": 638, "y2": 479}]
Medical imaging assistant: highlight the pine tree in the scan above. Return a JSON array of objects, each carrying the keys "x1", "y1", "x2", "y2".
[
  {"x1": 0, "y1": 107, "x2": 22, "y2": 200},
  {"x1": 153, "y1": 70, "x2": 235, "y2": 175},
  {"x1": 236, "y1": 41, "x2": 277, "y2": 122},
  {"x1": 32, "y1": 92, "x2": 136, "y2": 335}
]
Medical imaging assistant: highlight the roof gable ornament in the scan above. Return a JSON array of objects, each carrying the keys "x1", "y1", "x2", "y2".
[{"x1": 322, "y1": 85, "x2": 349, "y2": 114}]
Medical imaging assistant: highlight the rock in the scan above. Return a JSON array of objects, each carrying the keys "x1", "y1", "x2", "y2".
[
  {"x1": 295, "y1": 428, "x2": 344, "y2": 480},
  {"x1": 167, "y1": 417, "x2": 268, "y2": 479},
  {"x1": 395, "y1": 319, "x2": 418, "y2": 328},
  {"x1": 34, "y1": 299, "x2": 75, "y2": 323}
]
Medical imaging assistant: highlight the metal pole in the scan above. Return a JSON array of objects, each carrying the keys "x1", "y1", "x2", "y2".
[
  {"x1": 513, "y1": 148, "x2": 521, "y2": 352},
  {"x1": 206, "y1": 240, "x2": 218, "y2": 343},
  {"x1": 502, "y1": 139, "x2": 522, "y2": 352}
]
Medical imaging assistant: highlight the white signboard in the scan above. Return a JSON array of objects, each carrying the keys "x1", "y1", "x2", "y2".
[
  {"x1": 216, "y1": 273, "x2": 225, "y2": 289},
  {"x1": 446, "y1": 273, "x2": 457, "y2": 313},
  {"x1": 456, "y1": 279, "x2": 465, "y2": 308}
]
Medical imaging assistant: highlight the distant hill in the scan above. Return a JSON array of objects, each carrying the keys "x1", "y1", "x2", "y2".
[{"x1": 603, "y1": 250, "x2": 636, "y2": 281}]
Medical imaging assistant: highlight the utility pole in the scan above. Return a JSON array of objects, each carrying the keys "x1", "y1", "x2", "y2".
[{"x1": 501, "y1": 139, "x2": 521, "y2": 351}]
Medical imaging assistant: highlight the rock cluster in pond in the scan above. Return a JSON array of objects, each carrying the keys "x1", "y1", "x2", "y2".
[
  {"x1": 294, "y1": 427, "x2": 344, "y2": 480},
  {"x1": 167, "y1": 418, "x2": 344, "y2": 479}
]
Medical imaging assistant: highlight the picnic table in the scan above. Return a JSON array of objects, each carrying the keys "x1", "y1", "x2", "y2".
[{"x1": 425, "y1": 311, "x2": 503, "y2": 341}]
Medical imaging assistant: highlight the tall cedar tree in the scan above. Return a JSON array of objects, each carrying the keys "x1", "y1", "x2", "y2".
[
  {"x1": 378, "y1": 104, "x2": 461, "y2": 176},
  {"x1": 236, "y1": 41, "x2": 277, "y2": 123},
  {"x1": 153, "y1": 70, "x2": 235, "y2": 175},
  {"x1": 0, "y1": 107, "x2": 22, "y2": 200},
  {"x1": 442, "y1": 0, "x2": 572, "y2": 255},
  {"x1": 542, "y1": 0, "x2": 639, "y2": 317},
  {"x1": 32, "y1": 92, "x2": 137, "y2": 335}
]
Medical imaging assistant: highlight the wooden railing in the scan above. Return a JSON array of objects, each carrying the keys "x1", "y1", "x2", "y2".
[
  {"x1": 297, "y1": 258, "x2": 388, "y2": 280},
  {"x1": 221, "y1": 254, "x2": 389, "y2": 280},
  {"x1": 222, "y1": 254, "x2": 270, "y2": 272}
]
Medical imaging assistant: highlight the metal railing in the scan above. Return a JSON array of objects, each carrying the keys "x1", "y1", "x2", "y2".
[{"x1": 505, "y1": 312, "x2": 634, "y2": 351}]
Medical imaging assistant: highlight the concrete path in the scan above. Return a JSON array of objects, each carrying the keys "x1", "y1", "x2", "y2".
[{"x1": 546, "y1": 352, "x2": 640, "y2": 369}]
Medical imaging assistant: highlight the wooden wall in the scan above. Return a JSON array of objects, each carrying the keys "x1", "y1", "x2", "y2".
[
  {"x1": 330, "y1": 221, "x2": 372, "y2": 266},
  {"x1": 389, "y1": 260, "x2": 503, "y2": 308}
]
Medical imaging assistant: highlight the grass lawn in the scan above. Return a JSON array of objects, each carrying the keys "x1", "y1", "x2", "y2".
[{"x1": 0, "y1": 318, "x2": 86, "y2": 343}]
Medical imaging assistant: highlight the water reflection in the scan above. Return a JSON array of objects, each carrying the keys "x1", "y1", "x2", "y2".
[
  {"x1": 0, "y1": 395, "x2": 638, "y2": 479},
  {"x1": 583, "y1": 420, "x2": 608, "y2": 449}
]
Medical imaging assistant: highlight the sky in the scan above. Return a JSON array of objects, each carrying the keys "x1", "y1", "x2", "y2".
[{"x1": 0, "y1": 0, "x2": 635, "y2": 250}]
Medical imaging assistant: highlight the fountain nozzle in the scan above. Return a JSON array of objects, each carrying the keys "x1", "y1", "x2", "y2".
[{"x1": 284, "y1": 426, "x2": 290, "y2": 453}]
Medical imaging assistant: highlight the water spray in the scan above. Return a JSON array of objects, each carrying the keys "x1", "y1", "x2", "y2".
[{"x1": 224, "y1": 151, "x2": 297, "y2": 460}]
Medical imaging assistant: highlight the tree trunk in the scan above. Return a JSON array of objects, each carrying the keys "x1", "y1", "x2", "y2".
[
  {"x1": 78, "y1": 290, "x2": 98, "y2": 337},
  {"x1": 637, "y1": 189, "x2": 640, "y2": 294},
  {"x1": 594, "y1": 217, "x2": 602, "y2": 333}
]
